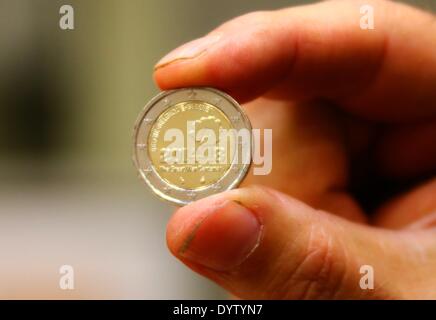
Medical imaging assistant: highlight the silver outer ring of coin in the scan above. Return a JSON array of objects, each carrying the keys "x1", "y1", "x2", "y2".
[{"x1": 132, "y1": 87, "x2": 252, "y2": 206}]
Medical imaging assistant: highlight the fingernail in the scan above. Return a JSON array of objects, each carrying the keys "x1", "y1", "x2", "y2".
[
  {"x1": 155, "y1": 33, "x2": 222, "y2": 69},
  {"x1": 179, "y1": 200, "x2": 261, "y2": 271}
]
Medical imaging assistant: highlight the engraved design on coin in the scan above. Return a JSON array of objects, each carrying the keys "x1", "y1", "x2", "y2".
[{"x1": 133, "y1": 87, "x2": 252, "y2": 206}]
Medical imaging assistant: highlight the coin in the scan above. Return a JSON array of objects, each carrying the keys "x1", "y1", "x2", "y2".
[{"x1": 133, "y1": 87, "x2": 252, "y2": 206}]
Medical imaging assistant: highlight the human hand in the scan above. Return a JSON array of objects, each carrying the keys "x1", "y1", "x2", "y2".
[{"x1": 154, "y1": 0, "x2": 436, "y2": 299}]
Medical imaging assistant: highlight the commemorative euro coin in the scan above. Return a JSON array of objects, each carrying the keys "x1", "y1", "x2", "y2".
[{"x1": 133, "y1": 87, "x2": 252, "y2": 206}]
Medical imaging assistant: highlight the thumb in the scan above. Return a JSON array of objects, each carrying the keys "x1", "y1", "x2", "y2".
[{"x1": 167, "y1": 186, "x2": 433, "y2": 299}]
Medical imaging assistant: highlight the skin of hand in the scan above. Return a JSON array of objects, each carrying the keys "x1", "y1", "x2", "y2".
[{"x1": 153, "y1": 0, "x2": 436, "y2": 299}]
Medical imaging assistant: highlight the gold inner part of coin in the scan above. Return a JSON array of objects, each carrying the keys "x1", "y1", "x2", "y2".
[{"x1": 148, "y1": 101, "x2": 234, "y2": 190}]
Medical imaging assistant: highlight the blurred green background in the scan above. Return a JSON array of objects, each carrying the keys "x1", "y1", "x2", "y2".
[{"x1": 0, "y1": 0, "x2": 434, "y2": 299}]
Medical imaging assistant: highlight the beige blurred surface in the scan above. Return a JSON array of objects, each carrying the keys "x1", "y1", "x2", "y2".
[
  {"x1": 0, "y1": 181, "x2": 220, "y2": 299},
  {"x1": 0, "y1": 0, "x2": 434, "y2": 299}
]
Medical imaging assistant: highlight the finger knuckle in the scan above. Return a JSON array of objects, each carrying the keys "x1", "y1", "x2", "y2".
[{"x1": 281, "y1": 224, "x2": 349, "y2": 299}]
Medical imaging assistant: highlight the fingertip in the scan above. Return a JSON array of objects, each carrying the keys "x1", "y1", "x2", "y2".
[
  {"x1": 153, "y1": 58, "x2": 208, "y2": 91},
  {"x1": 166, "y1": 194, "x2": 262, "y2": 271},
  {"x1": 153, "y1": 17, "x2": 296, "y2": 102},
  {"x1": 166, "y1": 196, "x2": 221, "y2": 255}
]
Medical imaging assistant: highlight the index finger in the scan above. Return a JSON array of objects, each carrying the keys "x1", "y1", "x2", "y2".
[{"x1": 154, "y1": 0, "x2": 436, "y2": 122}]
